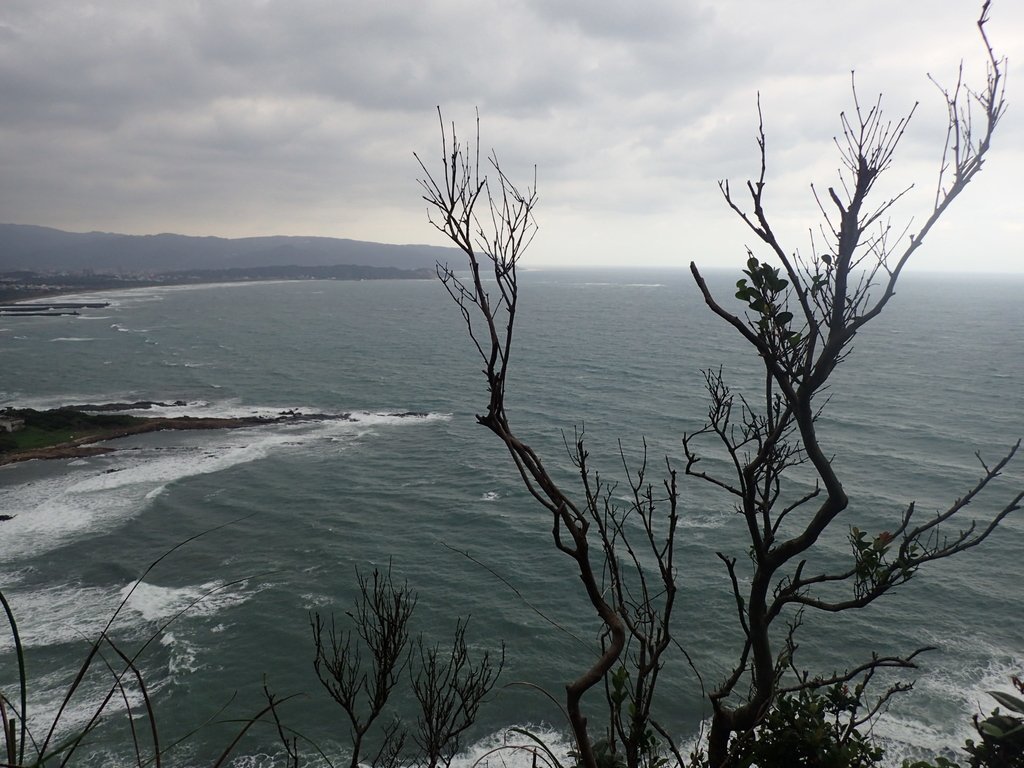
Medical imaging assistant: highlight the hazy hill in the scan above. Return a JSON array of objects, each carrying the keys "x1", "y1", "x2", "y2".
[{"x1": 0, "y1": 224, "x2": 457, "y2": 273}]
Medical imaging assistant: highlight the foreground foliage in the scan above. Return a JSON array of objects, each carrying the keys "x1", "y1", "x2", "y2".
[
  {"x1": 311, "y1": 566, "x2": 503, "y2": 768},
  {"x1": 727, "y1": 685, "x2": 884, "y2": 768},
  {"x1": 966, "y1": 677, "x2": 1024, "y2": 768}
]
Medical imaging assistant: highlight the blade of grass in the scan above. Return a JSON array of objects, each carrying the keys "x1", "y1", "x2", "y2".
[
  {"x1": 40, "y1": 516, "x2": 257, "y2": 758},
  {"x1": 0, "y1": 590, "x2": 28, "y2": 765}
]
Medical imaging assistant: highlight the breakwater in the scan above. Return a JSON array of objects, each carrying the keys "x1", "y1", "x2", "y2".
[{"x1": 0, "y1": 301, "x2": 110, "y2": 316}]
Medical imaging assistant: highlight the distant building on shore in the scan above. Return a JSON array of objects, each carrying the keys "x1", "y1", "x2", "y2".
[{"x1": 0, "y1": 415, "x2": 25, "y2": 433}]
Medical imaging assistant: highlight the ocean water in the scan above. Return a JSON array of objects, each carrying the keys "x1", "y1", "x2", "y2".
[{"x1": 0, "y1": 270, "x2": 1021, "y2": 766}]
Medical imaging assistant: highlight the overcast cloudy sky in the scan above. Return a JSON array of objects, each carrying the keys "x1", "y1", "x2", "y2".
[{"x1": 1, "y1": 1, "x2": 1021, "y2": 271}]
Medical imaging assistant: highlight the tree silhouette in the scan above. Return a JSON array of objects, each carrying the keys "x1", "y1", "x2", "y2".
[{"x1": 417, "y1": 4, "x2": 1016, "y2": 766}]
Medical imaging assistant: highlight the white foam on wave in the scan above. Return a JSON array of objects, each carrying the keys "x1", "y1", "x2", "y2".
[
  {"x1": 220, "y1": 751, "x2": 305, "y2": 768},
  {"x1": 1, "y1": 582, "x2": 119, "y2": 648},
  {"x1": 161, "y1": 360, "x2": 209, "y2": 368},
  {"x1": 679, "y1": 514, "x2": 728, "y2": 530},
  {"x1": 99, "y1": 281, "x2": 292, "y2": 308},
  {"x1": 0, "y1": 390, "x2": 139, "y2": 410},
  {"x1": 161, "y1": 630, "x2": 200, "y2": 676},
  {"x1": 119, "y1": 579, "x2": 252, "y2": 623},
  {"x1": 867, "y1": 635, "x2": 1022, "y2": 764},
  {"x1": 77, "y1": 399, "x2": 212, "y2": 415},
  {"x1": 49, "y1": 336, "x2": 95, "y2": 342},
  {"x1": 570, "y1": 282, "x2": 663, "y2": 289},
  {"x1": 0, "y1": 430, "x2": 294, "y2": 559},
  {"x1": 0, "y1": 407, "x2": 450, "y2": 560},
  {"x1": 57, "y1": 288, "x2": 163, "y2": 307},
  {"x1": 106, "y1": 398, "x2": 300, "y2": 419},
  {"x1": 322, "y1": 411, "x2": 451, "y2": 443},
  {"x1": 202, "y1": 731, "x2": 570, "y2": 768},
  {"x1": 873, "y1": 715, "x2": 969, "y2": 765},
  {"x1": 118, "y1": 398, "x2": 452, "y2": 425},
  {"x1": 347, "y1": 410, "x2": 450, "y2": 426},
  {"x1": 9, "y1": 663, "x2": 158, "y2": 749},
  {"x1": 0, "y1": 575, "x2": 253, "y2": 752},
  {"x1": 299, "y1": 591, "x2": 329, "y2": 607},
  {"x1": 0, "y1": 579, "x2": 251, "y2": 652},
  {"x1": 110, "y1": 321, "x2": 150, "y2": 333},
  {"x1": 451, "y1": 726, "x2": 573, "y2": 768}
]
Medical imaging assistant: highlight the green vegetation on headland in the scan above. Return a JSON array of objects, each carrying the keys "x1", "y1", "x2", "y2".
[
  {"x1": 0, "y1": 404, "x2": 426, "y2": 468},
  {"x1": 1, "y1": 408, "x2": 144, "y2": 452},
  {"x1": 0, "y1": 406, "x2": 264, "y2": 465},
  {"x1": 0, "y1": 404, "x2": 310, "y2": 466}
]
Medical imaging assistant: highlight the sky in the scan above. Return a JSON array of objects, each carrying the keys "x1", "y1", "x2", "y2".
[{"x1": 1, "y1": 1, "x2": 1022, "y2": 272}]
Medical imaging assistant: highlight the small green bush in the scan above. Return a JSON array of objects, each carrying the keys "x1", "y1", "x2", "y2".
[
  {"x1": 965, "y1": 678, "x2": 1024, "y2": 768},
  {"x1": 727, "y1": 685, "x2": 884, "y2": 768}
]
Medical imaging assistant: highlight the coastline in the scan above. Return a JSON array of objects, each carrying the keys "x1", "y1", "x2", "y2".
[
  {"x1": 0, "y1": 409, "x2": 366, "y2": 468},
  {"x1": 2, "y1": 278, "x2": 304, "y2": 306},
  {"x1": 0, "y1": 266, "x2": 435, "y2": 305},
  {"x1": 0, "y1": 415, "x2": 275, "y2": 466}
]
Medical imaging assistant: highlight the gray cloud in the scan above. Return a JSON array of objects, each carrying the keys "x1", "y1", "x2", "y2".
[{"x1": 0, "y1": 0, "x2": 1020, "y2": 270}]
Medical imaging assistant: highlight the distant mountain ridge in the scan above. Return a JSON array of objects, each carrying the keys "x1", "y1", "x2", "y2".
[{"x1": 0, "y1": 224, "x2": 456, "y2": 273}]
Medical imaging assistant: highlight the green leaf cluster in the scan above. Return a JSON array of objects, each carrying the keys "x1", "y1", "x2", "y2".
[
  {"x1": 727, "y1": 685, "x2": 884, "y2": 768},
  {"x1": 849, "y1": 527, "x2": 917, "y2": 598},
  {"x1": 965, "y1": 679, "x2": 1024, "y2": 768},
  {"x1": 734, "y1": 257, "x2": 801, "y2": 347}
]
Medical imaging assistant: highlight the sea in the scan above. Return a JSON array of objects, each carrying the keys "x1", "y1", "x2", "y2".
[{"x1": 0, "y1": 268, "x2": 1021, "y2": 767}]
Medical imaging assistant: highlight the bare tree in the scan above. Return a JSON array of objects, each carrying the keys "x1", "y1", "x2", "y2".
[
  {"x1": 417, "y1": 114, "x2": 684, "y2": 768},
  {"x1": 312, "y1": 566, "x2": 502, "y2": 768},
  {"x1": 313, "y1": 567, "x2": 415, "y2": 768},
  {"x1": 417, "y1": 4, "x2": 1016, "y2": 768},
  {"x1": 411, "y1": 620, "x2": 504, "y2": 768},
  {"x1": 688, "y1": 4, "x2": 1014, "y2": 761}
]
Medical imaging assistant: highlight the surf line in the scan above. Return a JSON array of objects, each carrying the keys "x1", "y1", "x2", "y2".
[{"x1": 0, "y1": 405, "x2": 398, "y2": 468}]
